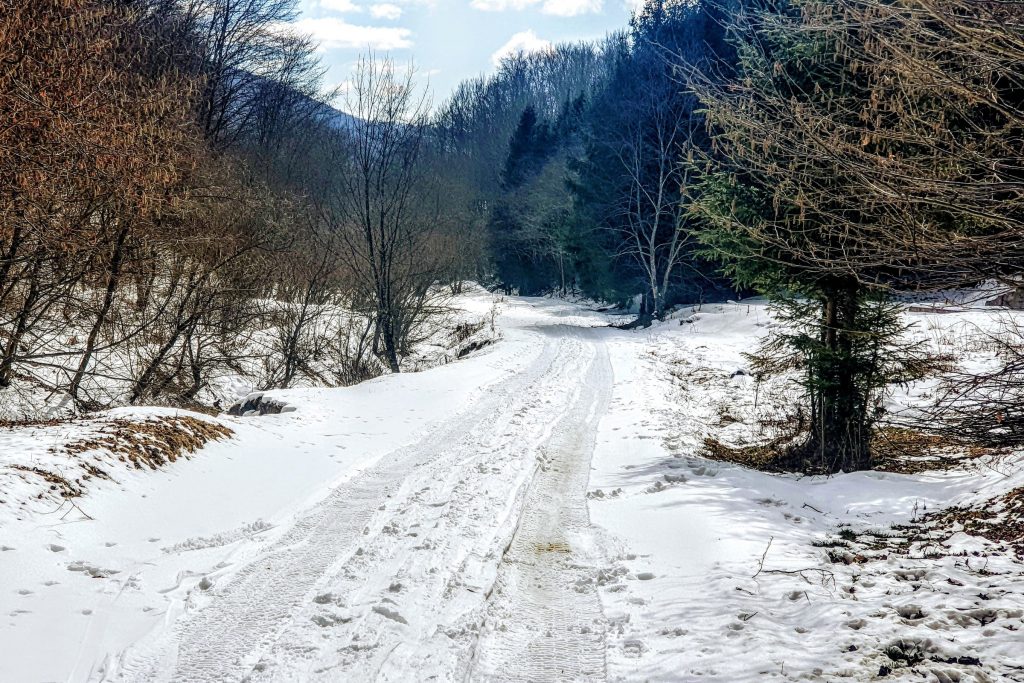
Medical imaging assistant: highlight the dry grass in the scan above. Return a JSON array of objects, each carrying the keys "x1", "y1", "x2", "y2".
[
  {"x1": 57, "y1": 416, "x2": 233, "y2": 471},
  {"x1": 821, "y1": 487, "x2": 1024, "y2": 563},
  {"x1": 10, "y1": 464, "x2": 84, "y2": 499},
  {"x1": 0, "y1": 418, "x2": 61, "y2": 429},
  {"x1": 871, "y1": 426, "x2": 1000, "y2": 474},
  {"x1": 450, "y1": 320, "x2": 485, "y2": 344},
  {"x1": 716, "y1": 405, "x2": 742, "y2": 427},
  {"x1": 700, "y1": 436, "x2": 797, "y2": 473},
  {"x1": 703, "y1": 425, "x2": 1000, "y2": 476},
  {"x1": 2, "y1": 415, "x2": 233, "y2": 508}
]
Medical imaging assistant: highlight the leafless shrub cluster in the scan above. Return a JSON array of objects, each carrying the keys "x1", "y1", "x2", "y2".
[
  {"x1": 0, "y1": 1, "x2": 464, "y2": 417},
  {"x1": 914, "y1": 317, "x2": 1024, "y2": 448}
]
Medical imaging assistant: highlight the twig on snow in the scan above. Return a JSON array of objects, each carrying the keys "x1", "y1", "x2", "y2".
[{"x1": 752, "y1": 536, "x2": 774, "y2": 578}]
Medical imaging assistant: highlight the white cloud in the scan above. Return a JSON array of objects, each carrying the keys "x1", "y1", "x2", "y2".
[
  {"x1": 293, "y1": 17, "x2": 413, "y2": 50},
  {"x1": 319, "y1": 0, "x2": 361, "y2": 12},
  {"x1": 491, "y1": 30, "x2": 552, "y2": 67},
  {"x1": 471, "y1": 0, "x2": 537, "y2": 10},
  {"x1": 369, "y1": 2, "x2": 403, "y2": 18},
  {"x1": 541, "y1": 0, "x2": 602, "y2": 15},
  {"x1": 471, "y1": 0, "x2": 601, "y2": 14}
]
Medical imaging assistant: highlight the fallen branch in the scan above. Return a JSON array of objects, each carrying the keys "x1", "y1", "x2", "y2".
[
  {"x1": 752, "y1": 536, "x2": 774, "y2": 578},
  {"x1": 762, "y1": 567, "x2": 836, "y2": 590}
]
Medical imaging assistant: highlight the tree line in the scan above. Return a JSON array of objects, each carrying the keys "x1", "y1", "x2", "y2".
[
  {"x1": 440, "y1": 0, "x2": 1024, "y2": 471},
  {"x1": 432, "y1": 8, "x2": 738, "y2": 316},
  {"x1": 0, "y1": 0, "x2": 462, "y2": 415}
]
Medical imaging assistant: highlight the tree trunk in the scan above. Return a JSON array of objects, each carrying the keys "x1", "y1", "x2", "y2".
[
  {"x1": 809, "y1": 285, "x2": 871, "y2": 472},
  {"x1": 0, "y1": 258, "x2": 42, "y2": 388},
  {"x1": 379, "y1": 311, "x2": 401, "y2": 373},
  {"x1": 280, "y1": 298, "x2": 312, "y2": 389},
  {"x1": 131, "y1": 308, "x2": 192, "y2": 403},
  {"x1": 0, "y1": 225, "x2": 24, "y2": 307},
  {"x1": 69, "y1": 225, "x2": 129, "y2": 407}
]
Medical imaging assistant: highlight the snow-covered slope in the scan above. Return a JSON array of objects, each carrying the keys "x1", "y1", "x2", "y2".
[
  {"x1": 590, "y1": 301, "x2": 1024, "y2": 682},
  {"x1": 0, "y1": 294, "x2": 1021, "y2": 682}
]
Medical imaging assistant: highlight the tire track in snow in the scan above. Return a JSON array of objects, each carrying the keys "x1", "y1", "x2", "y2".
[
  {"x1": 243, "y1": 328, "x2": 603, "y2": 681},
  {"x1": 100, "y1": 327, "x2": 595, "y2": 682},
  {"x1": 468, "y1": 328, "x2": 613, "y2": 683}
]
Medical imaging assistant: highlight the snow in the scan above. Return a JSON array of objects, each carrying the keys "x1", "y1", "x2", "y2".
[
  {"x1": 1, "y1": 292, "x2": 1022, "y2": 682},
  {"x1": 591, "y1": 301, "x2": 1024, "y2": 682}
]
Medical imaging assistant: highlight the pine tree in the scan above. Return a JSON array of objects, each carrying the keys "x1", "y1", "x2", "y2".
[{"x1": 691, "y1": 0, "x2": 928, "y2": 472}]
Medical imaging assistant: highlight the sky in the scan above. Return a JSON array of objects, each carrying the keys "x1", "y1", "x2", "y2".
[{"x1": 294, "y1": 0, "x2": 639, "y2": 108}]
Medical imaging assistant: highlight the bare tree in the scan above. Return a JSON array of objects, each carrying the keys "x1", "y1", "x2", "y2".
[
  {"x1": 0, "y1": 0, "x2": 403, "y2": 415},
  {"x1": 611, "y1": 95, "x2": 698, "y2": 318},
  {"x1": 0, "y1": 0, "x2": 197, "y2": 402},
  {"x1": 321, "y1": 55, "x2": 448, "y2": 373}
]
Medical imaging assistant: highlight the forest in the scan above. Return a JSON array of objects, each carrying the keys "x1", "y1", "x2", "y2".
[
  {"x1": 4, "y1": 1, "x2": 1024, "y2": 680},
  {"x1": 2, "y1": 0, "x2": 1024, "y2": 478}
]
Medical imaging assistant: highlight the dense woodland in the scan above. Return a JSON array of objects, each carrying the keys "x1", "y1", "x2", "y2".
[{"x1": 2, "y1": 0, "x2": 1024, "y2": 472}]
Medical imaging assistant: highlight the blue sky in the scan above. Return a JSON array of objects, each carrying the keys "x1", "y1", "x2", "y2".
[{"x1": 295, "y1": 0, "x2": 637, "y2": 108}]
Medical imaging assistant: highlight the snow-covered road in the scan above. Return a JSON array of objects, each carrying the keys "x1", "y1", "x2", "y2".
[{"x1": 116, "y1": 322, "x2": 614, "y2": 682}]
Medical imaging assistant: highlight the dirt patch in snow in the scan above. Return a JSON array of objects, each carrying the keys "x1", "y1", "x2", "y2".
[
  {"x1": 700, "y1": 435, "x2": 798, "y2": 472},
  {"x1": 924, "y1": 487, "x2": 1024, "y2": 559},
  {"x1": 701, "y1": 425, "x2": 1001, "y2": 476},
  {"x1": 870, "y1": 427, "x2": 1001, "y2": 474},
  {"x1": 1, "y1": 415, "x2": 232, "y2": 510}
]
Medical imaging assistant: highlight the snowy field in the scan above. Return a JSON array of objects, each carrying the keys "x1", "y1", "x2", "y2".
[{"x1": 1, "y1": 292, "x2": 1022, "y2": 682}]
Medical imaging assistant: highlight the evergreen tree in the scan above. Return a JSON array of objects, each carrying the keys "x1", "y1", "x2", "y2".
[{"x1": 691, "y1": 0, "x2": 928, "y2": 472}]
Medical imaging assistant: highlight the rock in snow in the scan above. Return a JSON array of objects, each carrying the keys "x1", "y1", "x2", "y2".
[{"x1": 226, "y1": 391, "x2": 296, "y2": 416}]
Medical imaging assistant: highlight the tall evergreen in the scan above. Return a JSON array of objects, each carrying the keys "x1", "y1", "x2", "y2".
[{"x1": 692, "y1": 0, "x2": 929, "y2": 471}]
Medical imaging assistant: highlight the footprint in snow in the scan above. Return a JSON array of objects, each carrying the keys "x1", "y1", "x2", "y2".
[
  {"x1": 372, "y1": 605, "x2": 408, "y2": 624},
  {"x1": 312, "y1": 612, "x2": 352, "y2": 627},
  {"x1": 66, "y1": 561, "x2": 120, "y2": 578},
  {"x1": 622, "y1": 640, "x2": 647, "y2": 658}
]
